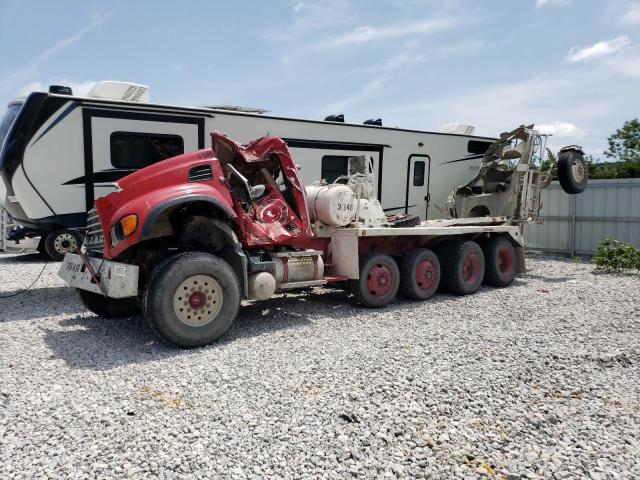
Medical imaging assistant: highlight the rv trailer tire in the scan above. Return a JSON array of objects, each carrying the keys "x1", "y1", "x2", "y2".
[
  {"x1": 78, "y1": 289, "x2": 140, "y2": 318},
  {"x1": 444, "y1": 241, "x2": 485, "y2": 295},
  {"x1": 481, "y1": 236, "x2": 517, "y2": 287},
  {"x1": 558, "y1": 149, "x2": 588, "y2": 194},
  {"x1": 44, "y1": 229, "x2": 83, "y2": 261},
  {"x1": 143, "y1": 252, "x2": 240, "y2": 348}
]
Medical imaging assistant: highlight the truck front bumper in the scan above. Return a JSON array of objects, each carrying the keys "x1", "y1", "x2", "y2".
[{"x1": 58, "y1": 253, "x2": 139, "y2": 298}]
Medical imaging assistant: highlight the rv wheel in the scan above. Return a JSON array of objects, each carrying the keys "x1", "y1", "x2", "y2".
[
  {"x1": 399, "y1": 248, "x2": 440, "y2": 300},
  {"x1": 78, "y1": 290, "x2": 140, "y2": 318},
  {"x1": 143, "y1": 252, "x2": 240, "y2": 348},
  {"x1": 558, "y1": 149, "x2": 588, "y2": 194},
  {"x1": 44, "y1": 229, "x2": 83, "y2": 261},
  {"x1": 444, "y1": 241, "x2": 485, "y2": 295},
  {"x1": 350, "y1": 253, "x2": 400, "y2": 308}
]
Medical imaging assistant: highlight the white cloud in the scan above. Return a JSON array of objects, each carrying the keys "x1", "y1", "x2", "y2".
[
  {"x1": 0, "y1": 10, "x2": 115, "y2": 98},
  {"x1": 321, "y1": 76, "x2": 390, "y2": 115},
  {"x1": 16, "y1": 79, "x2": 96, "y2": 98},
  {"x1": 620, "y1": 0, "x2": 640, "y2": 24},
  {"x1": 312, "y1": 16, "x2": 459, "y2": 50},
  {"x1": 566, "y1": 36, "x2": 631, "y2": 62},
  {"x1": 535, "y1": 0, "x2": 571, "y2": 7},
  {"x1": 293, "y1": 2, "x2": 304, "y2": 12},
  {"x1": 536, "y1": 122, "x2": 585, "y2": 138}
]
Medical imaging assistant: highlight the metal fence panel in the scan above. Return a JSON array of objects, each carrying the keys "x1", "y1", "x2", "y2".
[{"x1": 525, "y1": 178, "x2": 640, "y2": 255}]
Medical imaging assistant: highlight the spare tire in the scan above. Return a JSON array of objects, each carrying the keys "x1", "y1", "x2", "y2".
[{"x1": 558, "y1": 149, "x2": 588, "y2": 194}]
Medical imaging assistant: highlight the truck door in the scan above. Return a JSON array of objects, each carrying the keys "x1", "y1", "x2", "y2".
[{"x1": 405, "y1": 154, "x2": 431, "y2": 220}]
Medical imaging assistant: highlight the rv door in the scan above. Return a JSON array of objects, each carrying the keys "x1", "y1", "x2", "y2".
[{"x1": 405, "y1": 154, "x2": 431, "y2": 220}]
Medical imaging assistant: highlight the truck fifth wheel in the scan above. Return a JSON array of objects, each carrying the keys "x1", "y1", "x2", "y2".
[{"x1": 59, "y1": 126, "x2": 587, "y2": 347}]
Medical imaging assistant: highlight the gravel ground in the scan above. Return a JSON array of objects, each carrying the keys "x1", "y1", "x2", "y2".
[{"x1": 0, "y1": 253, "x2": 639, "y2": 479}]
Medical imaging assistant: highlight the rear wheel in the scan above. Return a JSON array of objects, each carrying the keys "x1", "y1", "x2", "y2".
[
  {"x1": 78, "y1": 289, "x2": 140, "y2": 318},
  {"x1": 143, "y1": 252, "x2": 240, "y2": 348},
  {"x1": 44, "y1": 229, "x2": 83, "y2": 261},
  {"x1": 482, "y1": 236, "x2": 517, "y2": 287},
  {"x1": 399, "y1": 248, "x2": 440, "y2": 300},
  {"x1": 444, "y1": 241, "x2": 485, "y2": 295},
  {"x1": 350, "y1": 253, "x2": 400, "y2": 308}
]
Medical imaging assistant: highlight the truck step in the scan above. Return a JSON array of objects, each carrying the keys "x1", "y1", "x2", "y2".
[{"x1": 277, "y1": 279, "x2": 327, "y2": 290}]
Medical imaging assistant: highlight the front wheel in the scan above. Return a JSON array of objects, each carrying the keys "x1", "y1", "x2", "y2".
[
  {"x1": 78, "y1": 289, "x2": 140, "y2": 318},
  {"x1": 143, "y1": 252, "x2": 240, "y2": 348}
]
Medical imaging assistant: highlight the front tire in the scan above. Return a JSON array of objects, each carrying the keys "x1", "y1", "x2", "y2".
[
  {"x1": 143, "y1": 252, "x2": 240, "y2": 348},
  {"x1": 78, "y1": 289, "x2": 140, "y2": 318},
  {"x1": 44, "y1": 229, "x2": 83, "y2": 261}
]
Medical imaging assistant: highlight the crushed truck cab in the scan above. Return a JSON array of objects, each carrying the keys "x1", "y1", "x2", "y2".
[{"x1": 60, "y1": 128, "x2": 587, "y2": 348}]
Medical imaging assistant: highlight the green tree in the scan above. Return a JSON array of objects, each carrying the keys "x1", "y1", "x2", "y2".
[{"x1": 605, "y1": 118, "x2": 640, "y2": 162}]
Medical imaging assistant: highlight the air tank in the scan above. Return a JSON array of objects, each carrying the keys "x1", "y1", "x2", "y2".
[{"x1": 305, "y1": 184, "x2": 357, "y2": 227}]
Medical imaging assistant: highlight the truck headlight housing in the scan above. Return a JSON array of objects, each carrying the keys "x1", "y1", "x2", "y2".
[{"x1": 110, "y1": 214, "x2": 138, "y2": 245}]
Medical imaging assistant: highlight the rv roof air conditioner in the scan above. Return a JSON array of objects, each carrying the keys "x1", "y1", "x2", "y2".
[
  {"x1": 324, "y1": 114, "x2": 344, "y2": 123},
  {"x1": 86, "y1": 81, "x2": 150, "y2": 103},
  {"x1": 364, "y1": 118, "x2": 382, "y2": 126},
  {"x1": 441, "y1": 123, "x2": 476, "y2": 135},
  {"x1": 49, "y1": 85, "x2": 73, "y2": 95}
]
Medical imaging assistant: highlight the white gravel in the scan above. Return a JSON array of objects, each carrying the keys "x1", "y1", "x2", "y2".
[{"x1": 0, "y1": 253, "x2": 639, "y2": 479}]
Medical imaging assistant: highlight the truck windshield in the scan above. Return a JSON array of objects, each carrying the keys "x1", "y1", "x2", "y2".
[{"x1": 0, "y1": 102, "x2": 23, "y2": 151}]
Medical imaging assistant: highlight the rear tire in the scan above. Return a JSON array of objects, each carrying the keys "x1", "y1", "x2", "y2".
[
  {"x1": 482, "y1": 236, "x2": 517, "y2": 287},
  {"x1": 444, "y1": 241, "x2": 485, "y2": 295},
  {"x1": 78, "y1": 289, "x2": 140, "y2": 318},
  {"x1": 350, "y1": 253, "x2": 400, "y2": 308},
  {"x1": 44, "y1": 229, "x2": 83, "y2": 261},
  {"x1": 143, "y1": 252, "x2": 240, "y2": 348},
  {"x1": 399, "y1": 248, "x2": 440, "y2": 300}
]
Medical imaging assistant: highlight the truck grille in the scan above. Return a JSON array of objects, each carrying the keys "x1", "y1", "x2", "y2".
[{"x1": 84, "y1": 207, "x2": 105, "y2": 253}]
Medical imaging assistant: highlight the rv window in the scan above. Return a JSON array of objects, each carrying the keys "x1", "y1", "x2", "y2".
[
  {"x1": 110, "y1": 132, "x2": 184, "y2": 169},
  {"x1": 413, "y1": 161, "x2": 425, "y2": 186},
  {"x1": 321, "y1": 155, "x2": 349, "y2": 183},
  {"x1": 468, "y1": 140, "x2": 492, "y2": 155},
  {"x1": 0, "y1": 102, "x2": 22, "y2": 151}
]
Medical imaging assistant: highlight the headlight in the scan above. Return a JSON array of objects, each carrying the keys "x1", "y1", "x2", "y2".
[{"x1": 110, "y1": 214, "x2": 138, "y2": 245}]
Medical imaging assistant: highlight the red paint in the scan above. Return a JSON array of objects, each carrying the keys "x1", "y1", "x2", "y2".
[
  {"x1": 461, "y1": 253, "x2": 481, "y2": 285},
  {"x1": 497, "y1": 247, "x2": 514, "y2": 274},
  {"x1": 415, "y1": 258, "x2": 438, "y2": 291},
  {"x1": 365, "y1": 260, "x2": 396, "y2": 297},
  {"x1": 189, "y1": 291, "x2": 206, "y2": 309},
  {"x1": 94, "y1": 131, "x2": 316, "y2": 259}
]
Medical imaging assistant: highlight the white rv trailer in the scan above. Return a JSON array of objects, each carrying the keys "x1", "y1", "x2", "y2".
[{"x1": 0, "y1": 81, "x2": 494, "y2": 258}]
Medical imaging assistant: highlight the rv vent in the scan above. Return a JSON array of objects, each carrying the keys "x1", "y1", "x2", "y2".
[
  {"x1": 364, "y1": 118, "x2": 382, "y2": 126},
  {"x1": 324, "y1": 114, "x2": 344, "y2": 123},
  {"x1": 189, "y1": 164, "x2": 213, "y2": 182}
]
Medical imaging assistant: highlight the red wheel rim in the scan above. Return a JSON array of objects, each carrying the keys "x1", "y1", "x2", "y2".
[
  {"x1": 188, "y1": 291, "x2": 207, "y2": 309},
  {"x1": 366, "y1": 262, "x2": 395, "y2": 297},
  {"x1": 497, "y1": 247, "x2": 514, "y2": 274},
  {"x1": 461, "y1": 253, "x2": 481, "y2": 285},
  {"x1": 415, "y1": 259, "x2": 438, "y2": 291}
]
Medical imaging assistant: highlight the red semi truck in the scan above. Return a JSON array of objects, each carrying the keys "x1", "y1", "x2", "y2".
[{"x1": 59, "y1": 128, "x2": 586, "y2": 347}]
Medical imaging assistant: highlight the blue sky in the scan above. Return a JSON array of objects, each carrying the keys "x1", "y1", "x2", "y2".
[{"x1": 1, "y1": 0, "x2": 639, "y2": 157}]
